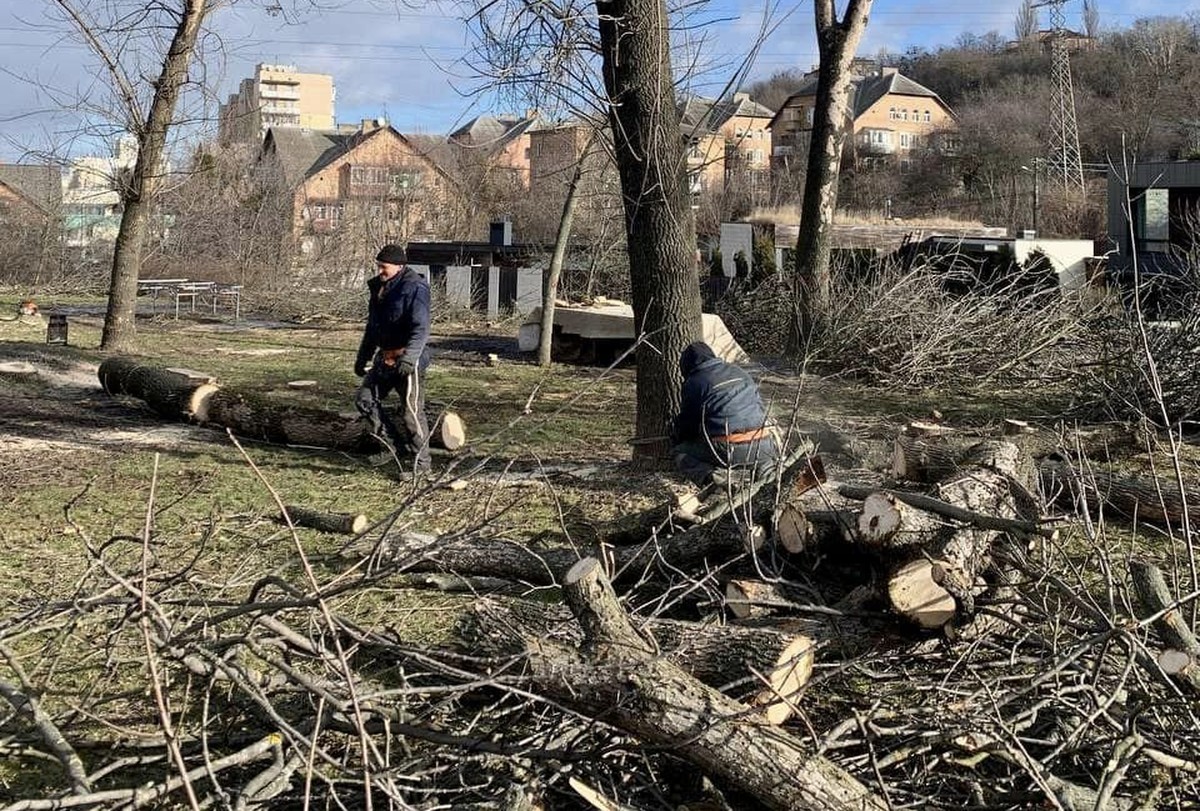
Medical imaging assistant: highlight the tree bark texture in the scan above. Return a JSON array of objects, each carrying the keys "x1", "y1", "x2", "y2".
[
  {"x1": 201, "y1": 390, "x2": 376, "y2": 451},
  {"x1": 98, "y1": 356, "x2": 218, "y2": 421},
  {"x1": 100, "y1": 0, "x2": 210, "y2": 351},
  {"x1": 596, "y1": 0, "x2": 703, "y2": 460},
  {"x1": 789, "y1": 0, "x2": 874, "y2": 351},
  {"x1": 524, "y1": 559, "x2": 886, "y2": 811},
  {"x1": 462, "y1": 597, "x2": 814, "y2": 724},
  {"x1": 368, "y1": 519, "x2": 749, "y2": 587},
  {"x1": 1040, "y1": 460, "x2": 1200, "y2": 526}
]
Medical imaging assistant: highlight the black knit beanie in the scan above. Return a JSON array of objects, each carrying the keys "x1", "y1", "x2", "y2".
[{"x1": 376, "y1": 244, "x2": 407, "y2": 265}]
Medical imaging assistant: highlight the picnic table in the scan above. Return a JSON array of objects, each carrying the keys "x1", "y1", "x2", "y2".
[{"x1": 137, "y1": 278, "x2": 242, "y2": 319}]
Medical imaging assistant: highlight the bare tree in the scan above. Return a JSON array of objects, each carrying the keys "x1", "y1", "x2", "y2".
[
  {"x1": 50, "y1": 0, "x2": 217, "y2": 351},
  {"x1": 1082, "y1": 0, "x2": 1100, "y2": 39},
  {"x1": 789, "y1": 0, "x2": 873, "y2": 352},
  {"x1": 1014, "y1": 0, "x2": 1039, "y2": 43}
]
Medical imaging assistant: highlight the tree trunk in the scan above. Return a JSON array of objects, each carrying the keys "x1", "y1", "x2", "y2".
[
  {"x1": 788, "y1": 0, "x2": 874, "y2": 353},
  {"x1": 595, "y1": 0, "x2": 703, "y2": 462},
  {"x1": 98, "y1": 0, "x2": 211, "y2": 351},
  {"x1": 525, "y1": 559, "x2": 886, "y2": 810},
  {"x1": 1040, "y1": 460, "x2": 1200, "y2": 526},
  {"x1": 539, "y1": 131, "x2": 598, "y2": 367},
  {"x1": 202, "y1": 389, "x2": 374, "y2": 450},
  {"x1": 98, "y1": 356, "x2": 218, "y2": 421}
]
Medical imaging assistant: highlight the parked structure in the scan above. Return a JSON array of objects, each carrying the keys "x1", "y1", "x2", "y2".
[
  {"x1": 678, "y1": 92, "x2": 775, "y2": 195},
  {"x1": 260, "y1": 118, "x2": 459, "y2": 262},
  {"x1": 768, "y1": 66, "x2": 957, "y2": 171},
  {"x1": 219, "y1": 64, "x2": 336, "y2": 145}
]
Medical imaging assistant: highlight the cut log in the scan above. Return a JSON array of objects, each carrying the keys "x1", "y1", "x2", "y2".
[
  {"x1": 462, "y1": 596, "x2": 815, "y2": 725},
  {"x1": 774, "y1": 504, "x2": 812, "y2": 554},
  {"x1": 202, "y1": 389, "x2": 374, "y2": 451},
  {"x1": 364, "y1": 518, "x2": 751, "y2": 587},
  {"x1": 98, "y1": 355, "x2": 218, "y2": 421},
  {"x1": 430, "y1": 411, "x2": 467, "y2": 452},
  {"x1": 725, "y1": 579, "x2": 815, "y2": 620},
  {"x1": 887, "y1": 559, "x2": 957, "y2": 629},
  {"x1": 1041, "y1": 460, "x2": 1200, "y2": 527},
  {"x1": 279, "y1": 505, "x2": 368, "y2": 535},
  {"x1": 1130, "y1": 560, "x2": 1200, "y2": 692},
  {"x1": 857, "y1": 492, "x2": 947, "y2": 548},
  {"x1": 892, "y1": 433, "x2": 958, "y2": 482},
  {"x1": 525, "y1": 559, "x2": 886, "y2": 810}
]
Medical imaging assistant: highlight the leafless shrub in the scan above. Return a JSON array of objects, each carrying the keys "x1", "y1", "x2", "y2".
[{"x1": 719, "y1": 254, "x2": 1094, "y2": 389}]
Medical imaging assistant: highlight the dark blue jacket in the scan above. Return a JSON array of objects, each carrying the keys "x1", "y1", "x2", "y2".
[
  {"x1": 356, "y1": 268, "x2": 431, "y2": 370},
  {"x1": 671, "y1": 342, "x2": 768, "y2": 443}
]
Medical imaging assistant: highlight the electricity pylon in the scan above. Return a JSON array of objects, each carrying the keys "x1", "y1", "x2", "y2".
[{"x1": 1033, "y1": 0, "x2": 1086, "y2": 195}]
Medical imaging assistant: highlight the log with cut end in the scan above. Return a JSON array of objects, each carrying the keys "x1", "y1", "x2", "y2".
[
  {"x1": 530, "y1": 558, "x2": 886, "y2": 810},
  {"x1": 857, "y1": 491, "x2": 947, "y2": 547},
  {"x1": 887, "y1": 559, "x2": 957, "y2": 629},
  {"x1": 462, "y1": 596, "x2": 815, "y2": 725},
  {"x1": 1131, "y1": 560, "x2": 1200, "y2": 692},
  {"x1": 203, "y1": 389, "x2": 374, "y2": 451},
  {"x1": 430, "y1": 410, "x2": 467, "y2": 452},
  {"x1": 98, "y1": 355, "x2": 219, "y2": 421},
  {"x1": 725, "y1": 578, "x2": 816, "y2": 620},
  {"x1": 279, "y1": 505, "x2": 368, "y2": 535}
]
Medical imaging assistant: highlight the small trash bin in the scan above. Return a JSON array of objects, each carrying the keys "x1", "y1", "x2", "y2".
[{"x1": 46, "y1": 313, "x2": 68, "y2": 345}]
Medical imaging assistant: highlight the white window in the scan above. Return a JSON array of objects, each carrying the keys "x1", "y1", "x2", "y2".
[
  {"x1": 889, "y1": 107, "x2": 897, "y2": 120},
  {"x1": 924, "y1": 110, "x2": 932, "y2": 123}
]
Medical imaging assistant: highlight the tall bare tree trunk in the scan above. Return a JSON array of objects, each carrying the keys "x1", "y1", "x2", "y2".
[
  {"x1": 596, "y1": 0, "x2": 703, "y2": 462},
  {"x1": 539, "y1": 130, "x2": 598, "y2": 367},
  {"x1": 99, "y1": 0, "x2": 209, "y2": 351},
  {"x1": 789, "y1": 0, "x2": 873, "y2": 354}
]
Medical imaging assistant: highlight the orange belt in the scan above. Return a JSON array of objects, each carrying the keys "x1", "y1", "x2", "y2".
[{"x1": 714, "y1": 427, "x2": 767, "y2": 444}]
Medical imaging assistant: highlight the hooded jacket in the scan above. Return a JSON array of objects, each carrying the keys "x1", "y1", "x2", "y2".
[
  {"x1": 355, "y1": 267, "x2": 431, "y2": 371},
  {"x1": 671, "y1": 342, "x2": 769, "y2": 443}
]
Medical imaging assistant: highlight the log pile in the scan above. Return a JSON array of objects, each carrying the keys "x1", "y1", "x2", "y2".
[{"x1": 97, "y1": 355, "x2": 467, "y2": 455}]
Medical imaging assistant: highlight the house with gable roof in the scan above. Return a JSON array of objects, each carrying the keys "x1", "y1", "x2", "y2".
[
  {"x1": 678, "y1": 92, "x2": 775, "y2": 195},
  {"x1": 448, "y1": 111, "x2": 540, "y2": 190},
  {"x1": 768, "y1": 67, "x2": 957, "y2": 171},
  {"x1": 0, "y1": 163, "x2": 61, "y2": 225},
  {"x1": 261, "y1": 118, "x2": 460, "y2": 261}
]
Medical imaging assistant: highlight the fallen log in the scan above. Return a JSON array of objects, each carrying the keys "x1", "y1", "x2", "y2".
[
  {"x1": 877, "y1": 440, "x2": 1028, "y2": 629},
  {"x1": 278, "y1": 505, "x2": 368, "y2": 535},
  {"x1": 520, "y1": 558, "x2": 886, "y2": 810},
  {"x1": 202, "y1": 389, "x2": 374, "y2": 450},
  {"x1": 98, "y1": 356, "x2": 218, "y2": 421},
  {"x1": 462, "y1": 597, "x2": 815, "y2": 725},
  {"x1": 724, "y1": 578, "x2": 817, "y2": 620},
  {"x1": 1041, "y1": 461, "x2": 1200, "y2": 527},
  {"x1": 361, "y1": 518, "x2": 750, "y2": 587},
  {"x1": 430, "y1": 410, "x2": 467, "y2": 452},
  {"x1": 1130, "y1": 560, "x2": 1200, "y2": 692}
]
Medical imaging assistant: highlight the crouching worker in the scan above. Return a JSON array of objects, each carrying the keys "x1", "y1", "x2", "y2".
[
  {"x1": 669, "y1": 341, "x2": 778, "y2": 486},
  {"x1": 354, "y1": 244, "x2": 432, "y2": 475}
]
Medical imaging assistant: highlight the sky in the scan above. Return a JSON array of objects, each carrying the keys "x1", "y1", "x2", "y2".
[{"x1": 0, "y1": 0, "x2": 1195, "y2": 162}]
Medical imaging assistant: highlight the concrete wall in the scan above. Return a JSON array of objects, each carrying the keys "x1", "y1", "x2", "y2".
[
  {"x1": 1013, "y1": 238, "x2": 1095, "y2": 293},
  {"x1": 720, "y1": 222, "x2": 754, "y2": 278},
  {"x1": 445, "y1": 265, "x2": 472, "y2": 309}
]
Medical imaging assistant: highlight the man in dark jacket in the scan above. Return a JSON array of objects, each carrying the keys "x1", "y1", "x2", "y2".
[
  {"x1": 669, "y1": 341, "x2": 777, "y2": 485},
  {"x1": 354, "y1": 244, "x2": 432, "y2": 474}
]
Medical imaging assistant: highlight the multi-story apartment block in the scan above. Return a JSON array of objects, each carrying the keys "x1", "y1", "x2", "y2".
[
  {"x1": 60, "y1": 135, "x2": 139, "y2": 247},
  {"x1": 769, "y1": 67, "x2": 956, "y2": 170},
  {"x1": 218, "y1": 64, "x2": 336, "y2": 145},
  {"x1": 679, "y1": 92, "x2": 776, "y2": 195}
]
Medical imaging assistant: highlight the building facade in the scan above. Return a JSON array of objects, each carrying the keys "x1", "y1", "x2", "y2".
[
  {"x1": 219, "y1": 64, "x2": 336, "y2": 145},
  {"x1": 60, "y1": 135, "x2": 139, "y2": 247},
  {"x1": 769, "y1": 67, "x2": 956, "y2": 170},
  {"x1": 679, "y1": 92, "x2": 776, "y2": 195}
]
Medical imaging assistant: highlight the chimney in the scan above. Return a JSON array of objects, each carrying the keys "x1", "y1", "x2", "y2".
[
  {"x1": 733, "y1": 92, "x2": 749, "y2": 102},
  {"x1": 881, "y1": 66, "x2": 899, "y2": 78},
  {"x1": 360, "y1": 117, "x2": 387, "y2": 133},
  {"x1": 489, "y1": 218, "x2": 513, "y2": 247}
]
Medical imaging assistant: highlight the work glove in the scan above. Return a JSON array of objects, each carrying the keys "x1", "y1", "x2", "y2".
[
  {"x1": 396, "y1": 357, "x2": 417, "y2": 377},
  {"x1": 354, "y1": 360, "x2": 368, "y2": 377}
]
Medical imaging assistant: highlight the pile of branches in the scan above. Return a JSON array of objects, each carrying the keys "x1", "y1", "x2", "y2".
[{"x1": 2, "y1": 437, "x2": 1198, "y2": 810}]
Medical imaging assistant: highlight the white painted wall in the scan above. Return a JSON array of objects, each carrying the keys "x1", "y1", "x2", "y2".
[
  {"x1": 1013, "y1": 238, "x2": 1095, "y2": 293},
  {"x1": 720, "y1": 222, "x2": 754, "y2": 278},
  {"x1": 445, "y1": 266, "x2": 472, "y2": 309}
]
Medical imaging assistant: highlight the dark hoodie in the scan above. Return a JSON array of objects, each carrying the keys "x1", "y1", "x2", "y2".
[{"x1": 671, "y1": 341, "x2": 768, "y2": 443}]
